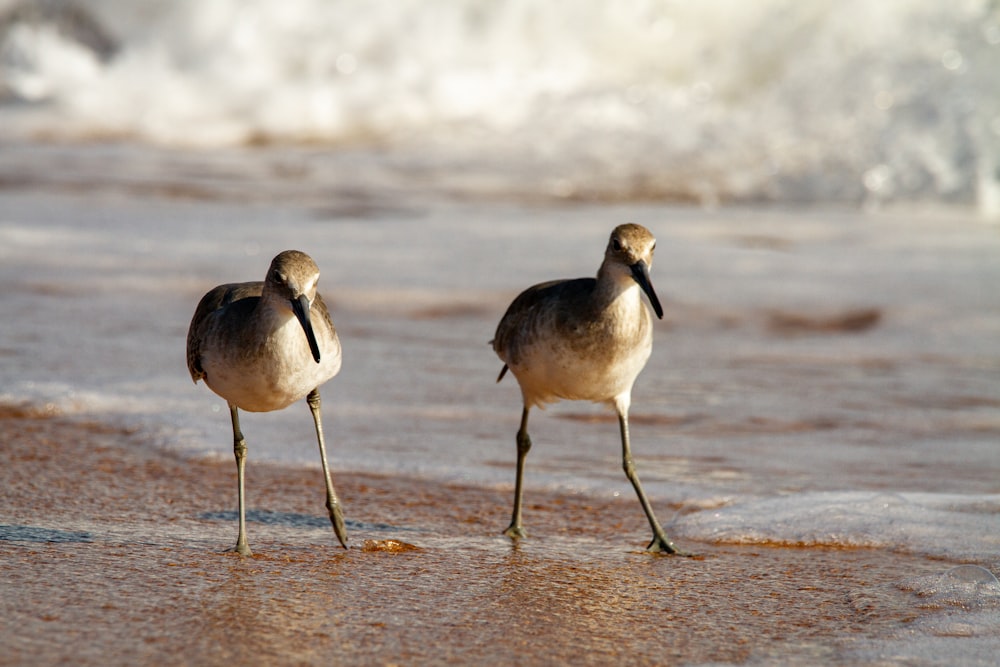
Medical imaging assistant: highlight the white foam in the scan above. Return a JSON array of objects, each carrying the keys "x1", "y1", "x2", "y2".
[
  {"x1": 676, "y1": 491, "x2": 1000, "y2": 562},
  {"x1": 841, "y1": 566, "x2": 1000, "y2": 666},
  {"x1": 677, "y1": 494, "x2": 1000, "y2": 664},
  {"x1": 2, "y1": 0, "x2": 999, "y2": 210}
]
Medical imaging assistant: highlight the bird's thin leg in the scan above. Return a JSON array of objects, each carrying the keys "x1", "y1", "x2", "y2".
[
  {"x1": 307, "y1": 389, "x2": 348, "y2": 549},
  {"x1": 617, "y1": 407, "x2": 687, "y2": 555},
  {"x1": 229, "y1": 404, "x2": 252, "y2": 557},
  {"x1": 504, "y1": 406, "x2": 532, "y2": 539}
]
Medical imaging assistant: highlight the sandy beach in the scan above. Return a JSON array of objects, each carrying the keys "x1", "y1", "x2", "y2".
[{"x1": 0, "y1": 404, "x2": 970, "y2": 666}]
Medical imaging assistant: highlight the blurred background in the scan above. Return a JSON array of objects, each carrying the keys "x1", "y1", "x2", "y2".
[{"x1": 1, "y1": 0, "x2": 999, "y2": 214}]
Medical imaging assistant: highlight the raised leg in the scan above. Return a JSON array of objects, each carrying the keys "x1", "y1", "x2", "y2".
[
  {"x1": 307, "y1": 389, "x2": 348, "y2": 549},
  {"x1": 617, "y1": 407, "x2": 687, "y2": 555},
  {"x1": 229, "y1": 404, "x2": 252, "y2": 557},
  {"x1": 504, "y1": 406, "x2": 532, "y2": 539}
]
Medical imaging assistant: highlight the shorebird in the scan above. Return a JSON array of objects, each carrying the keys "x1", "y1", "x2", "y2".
[
  {"x1": 491, "y1": 223, "x2": 685, "y2": 554},
  {"x1": 187, "y1": 250, "x2": 347, "y2": 556}
]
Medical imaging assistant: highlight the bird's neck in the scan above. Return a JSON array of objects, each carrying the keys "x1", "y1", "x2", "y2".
[{"x1": 595, "y1": 263, "x2": 645, "y2": 322}]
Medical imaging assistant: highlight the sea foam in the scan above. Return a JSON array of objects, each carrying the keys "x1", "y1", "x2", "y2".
[{"x1": 1, "y1": 0, "x2": 999, "y2": 211}]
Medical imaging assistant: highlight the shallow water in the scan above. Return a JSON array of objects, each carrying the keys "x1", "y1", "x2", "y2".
[{"x1": 1, "y1": 142, "x2": 999, "y2": 664}]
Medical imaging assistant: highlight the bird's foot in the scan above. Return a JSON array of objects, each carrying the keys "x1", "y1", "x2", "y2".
[
  {"x1": 226, "y1": 542, "x2": 253, "y2": 557},
  {"x1": 646, "y1": 534, "x2": 693, "y2": 557},
  {"x1": 503, "y1": 524, "x2": 527, "y2": 540},
  {"x1": 327, "y1": 499, "x2": 349, "y2": 549}
]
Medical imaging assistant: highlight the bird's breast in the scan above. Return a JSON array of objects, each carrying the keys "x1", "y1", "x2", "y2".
[
  {"x1": 201, "y1": 310, "x2": 341, "y2": 412},
  {"x1": 507, "y1": 306, "x2": 652, "y2": 407}
]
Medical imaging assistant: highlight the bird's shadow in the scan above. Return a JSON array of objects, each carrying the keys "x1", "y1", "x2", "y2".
[
  {"x1": 198, "y1": 510, "x2": 407, "y2": 533},
  {"x1": 0, "y1": 524, "x2": 93, "y2": 543}
]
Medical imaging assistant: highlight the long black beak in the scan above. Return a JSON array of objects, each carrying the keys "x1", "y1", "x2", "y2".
[
  {"x1": 630, "y1": 260, "x2": 664, "y2": 319},
  {"x1": 291, "y1": 294, "x2": 322, "y2": 363}
]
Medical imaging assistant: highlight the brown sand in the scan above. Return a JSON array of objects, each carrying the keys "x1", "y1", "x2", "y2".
[{"x1": 0, "y1": 406, "x2": 944, "y2": 665}]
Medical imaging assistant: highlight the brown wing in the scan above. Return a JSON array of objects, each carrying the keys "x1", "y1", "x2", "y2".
[
  {"x1": 491, "y1": 278, "x2": 596, "y2": 377},
  {"x1": 185, "y1": 281, "x2": 263, "y2": 383}
]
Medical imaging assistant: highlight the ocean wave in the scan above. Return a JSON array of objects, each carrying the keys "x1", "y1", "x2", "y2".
[{"x1": 1, "y1": 0, "x2": 998, "y2": 209}]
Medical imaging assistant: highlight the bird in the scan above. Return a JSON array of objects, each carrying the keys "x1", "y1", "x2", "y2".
[
  {"x1": 186, "y1": 250, "x2": 347, "y2": 556},
  {"x1": 491, "y1": 223, "x2": 686, "y2": 554}
]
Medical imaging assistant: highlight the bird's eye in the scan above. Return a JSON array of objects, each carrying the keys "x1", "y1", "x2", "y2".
[{"x1": 612, "y1": 238, "x2": 623, "y2": 252}]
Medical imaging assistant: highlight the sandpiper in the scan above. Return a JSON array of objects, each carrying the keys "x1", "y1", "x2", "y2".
[
  {"x1": 491, "y1": 223, "x2": 685, "y2": 554},
  {"x1": 187, "y1": 250, "x2": 347, "y2": 556}
]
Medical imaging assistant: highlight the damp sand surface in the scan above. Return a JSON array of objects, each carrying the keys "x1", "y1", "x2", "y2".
[{"x1": 0, "y1": 407, "x2": 954, "y2": 666}]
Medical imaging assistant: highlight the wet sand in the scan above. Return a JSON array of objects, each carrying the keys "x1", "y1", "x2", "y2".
[{"x1": 1, "y1": 405, "x2": 949, "y2": 666}]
